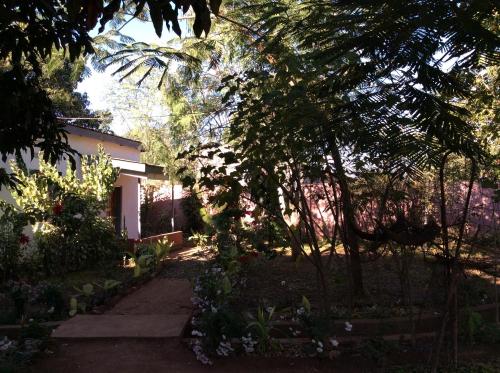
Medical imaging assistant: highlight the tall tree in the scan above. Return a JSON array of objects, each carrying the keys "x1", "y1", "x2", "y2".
[
  {"x1": 0, "y1": 0, "x2": 221, "y2": 186},
  {"x1": 41, "y1": 50, "x2": 113, "y2": 131},
  {"x1": 187, "y1": 0, "x2": 499, "y2": 296}
]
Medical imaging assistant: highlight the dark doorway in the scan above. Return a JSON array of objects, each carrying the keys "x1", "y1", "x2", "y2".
[{"x1": 110, "y1": 187, "x2": 122, "y2": 236}]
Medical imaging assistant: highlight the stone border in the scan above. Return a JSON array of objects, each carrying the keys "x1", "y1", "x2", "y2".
[{"x1": 182, "y1": 302, "x2": 499, "y2": 343}]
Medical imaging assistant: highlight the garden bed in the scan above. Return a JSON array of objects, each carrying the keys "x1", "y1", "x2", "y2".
[
  {"x1": 0, "y1": 250, "x2": 178, "y2": 332},
  {"x1": 183, "y1": 302, "x2": 500, "y2": 342},
  {"x1": 230, "y1": 250, "x2": 498, "y2": 318}
]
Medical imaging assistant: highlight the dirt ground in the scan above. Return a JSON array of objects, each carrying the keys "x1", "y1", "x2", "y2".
[
  {"x1": 30, "y1": 338, "x2": 500, "y2": 373},
  {"x1": 232, "y1": 249, "x2": 497, "y2": 318},
  {"x1": 31, "y1": 339, "x2": 355, "y2": 373}
]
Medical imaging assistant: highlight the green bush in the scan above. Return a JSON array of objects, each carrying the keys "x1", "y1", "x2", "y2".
[
  {"x1": 7, "y1": 146, "x2": 121, "y2": 275},
  {"x1": 35, "y1": 213, "x2": 122, "y2": 274},
  {"x1": 0, "y1": 202, "x2": 28, "y2": 281},
  {"x1": 181, "y1": 191, "x2": 205, "y2": 234}
]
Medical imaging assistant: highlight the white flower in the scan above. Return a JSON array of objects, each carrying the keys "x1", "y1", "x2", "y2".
[
  {"x1": 192, "y1": 340, "x2": 212, "y2": 365},
  {"x1": 344, "y1": 321, "x2": 353, "y2": 332},
  {"x1": 316, "y1": 347, "x2": 323, "y2": 353},
  {"x1": 211, "y1": 305, "x2": 218, "y2": 313},
  {"x1": 266, "y1": 306, "x2": 274, "y2": 314},
  {"x1": 241, "y1": 333, "x2": 258, "y2": 354},
  {"x1": 191, "y1": 330, "x2": 203, "y2": 337},
  {"x1": 280, "y1": 280, "x2": 286, "y2": 286},
  {"x1": 216, "y1": 340, "x2": 234, "y2": 356},
  {"x1": 329, "y1": 338, "x2": 339, "y2": 347},
  {"x1": 0, "y1": 337, "x2": 13, "y2": 351},
  {"x1": 47, "y1": 306, "x2": 54, "y2": 314},
  {"x1": 73, "y1": 213, "x2": 83, "y2": 219},
  {"x1": 289, "y1": 327, "x2": 301, "y2": 336}
]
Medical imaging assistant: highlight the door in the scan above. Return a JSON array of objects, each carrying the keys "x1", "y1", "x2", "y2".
[{"x1": 110, "y1": 187, "x2": 122, "y2": 236}]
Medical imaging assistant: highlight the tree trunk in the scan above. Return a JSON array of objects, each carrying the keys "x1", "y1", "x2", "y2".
[
  {"x1": 275, "y1": 185, "x2": 302, "y2": 260},
  {"x1": 329, "y1": 142, "x2": 364, "y2": 295}
]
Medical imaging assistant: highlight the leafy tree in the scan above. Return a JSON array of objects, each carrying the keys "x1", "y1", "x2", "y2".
[
  {"x1": 97, "y1": 2, "x2": 263, "y2": 178},
  {"x1": 184, "y1": 0, "x2": 499, "y2": 298},
  {"x1": 0, "y1": 0, "x2": 221, "y2": 186},
  {"x1": 41, "y1": 50, "x2": 113, "y2": 131}
]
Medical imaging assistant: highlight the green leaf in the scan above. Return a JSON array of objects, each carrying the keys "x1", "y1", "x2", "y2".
[
  {"x1": 222, "y1": 276, "x2": 232, "y2": 295},
  {"x1": 148, "y1": 1, "x2": 163, "y2": 37},
  {"x1": 103, "y1": 279, "x2": 121, "y2": 290},
  {"x1": 133, "y1": 264, "x2": 142, "y2": 278},
  {"x1": 82, "y1": 283, "x2": 94, "y2": 296},
  {"x1": 69, "y1": 297, "x2": 78, "y2": 316},
  {"x1": 302, "y1": 295, "x2": 311, "y2": 314}
]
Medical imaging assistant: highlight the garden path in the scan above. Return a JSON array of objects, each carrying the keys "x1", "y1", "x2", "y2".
[
  {"x1": 52, "y1": 277, "x2": 193, "y2": 339},
  {"x1": 32, "y1": 246, "x2": 344, "y2": 372}
]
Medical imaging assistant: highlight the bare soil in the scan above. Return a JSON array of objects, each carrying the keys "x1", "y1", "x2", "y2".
[
  {"x1": 231, "y1": 249, "x2": 497, "y2": 318},
  {"x1": 30, "y1": 338, "x2": 500, "y2": 373}
]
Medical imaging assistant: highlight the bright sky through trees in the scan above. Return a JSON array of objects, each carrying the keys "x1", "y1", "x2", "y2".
[{"x1": 77, "y1": 17, "x2": 186, "y2": 135}]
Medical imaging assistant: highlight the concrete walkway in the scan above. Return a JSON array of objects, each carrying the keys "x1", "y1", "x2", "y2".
[
  {"x1": 52, "y1": 278, "x2": 193, "y2": 339},
  {"x1": 34, "y1": 252, "x2": 339, "y2": 373}
]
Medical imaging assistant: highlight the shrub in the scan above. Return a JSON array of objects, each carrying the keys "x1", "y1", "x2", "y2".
[
  {"x1": 8, "y1": 146, "x2": 121, "y2": 275},
  {"x1": 35, "y1": 212, "x2": 122, "y2": 274},
  {"x1": 0, "y1": 202, "x2": 28, "y2": 281},
  {"x1": 0, "y1": 280, "x2": 65, "y2": 322},
  {"x1": 181, "y1": 191, "x2": 205, "y2": 234}
]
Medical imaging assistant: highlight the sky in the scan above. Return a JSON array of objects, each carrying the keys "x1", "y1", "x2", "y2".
[{"x1": 76, "y1": 17, "x2": 189, "y2": 135}]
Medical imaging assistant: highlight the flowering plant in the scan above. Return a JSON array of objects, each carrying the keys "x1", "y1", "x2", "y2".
[
  {"x1": 7, "y1": 147, "x2": 122, "y2": 275},
  {"x1": 0, "y1": 201, "x2": 28, "y2": 280},
  {"x1": 189, "y1": 248, "x2": 246, "y2": 363}
]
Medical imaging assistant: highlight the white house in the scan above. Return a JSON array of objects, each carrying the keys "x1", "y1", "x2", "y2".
[{"x1": 0, "y1": 124, "x2": 166, "y2": 239}]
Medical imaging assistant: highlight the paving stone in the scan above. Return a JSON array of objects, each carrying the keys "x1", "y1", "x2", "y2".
[
  {"x1": 52, "y1": 314, "x2": 190, "y2": 339},
  {"x1": 52, "y1": 277, "x2": 193, "y2": 340},
  {"x1": 107, "y1": 278, "x2": 192, "y2": 315}
]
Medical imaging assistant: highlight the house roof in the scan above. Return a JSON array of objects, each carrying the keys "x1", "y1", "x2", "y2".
[
  {"x1": 65, "y1": 125, "x2": 168, "y2": 180},
  {"x1": 65, "y1": 124, "x2": 144, "y2": 151},
  {"x1": 111, "y1": 158, "x2": 168, "y2": 180}
]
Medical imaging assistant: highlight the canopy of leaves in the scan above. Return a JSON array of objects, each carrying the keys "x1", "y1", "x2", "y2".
[
  {"x1": 182, "y1": 0, "x2": 499, "y2": 232},
  {"x1": 0, "y1": 0, "x2": 221, "y2": 186},
  {"x1": 212, "y1": 0, "x2": 499, "y2": 176}
]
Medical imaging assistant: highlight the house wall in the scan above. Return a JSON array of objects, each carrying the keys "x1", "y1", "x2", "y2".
[
  {"x1": 0, "y1": 130, "x2": 143, "y2": 239},
  {"x1": 115, "y1": 174, "x2": 141, "y2": 239}
]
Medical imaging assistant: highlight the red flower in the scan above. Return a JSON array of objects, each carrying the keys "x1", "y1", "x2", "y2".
[
  {"x1": 19, "y1": 234, "x2": 30, "y2": 245},
  {"x1": 249, "y1": 251, "x2": 259, "y2": 258},
  {"x1": 52, "y1": 202, "x2": 63, "y2": 215},
  {"x1": 245, "y1": 211, "x2": 253, "y2": 216}
]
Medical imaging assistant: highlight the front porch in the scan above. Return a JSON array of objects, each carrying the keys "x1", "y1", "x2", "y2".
[{"x1": 108, "y1": 159, "x2": 168, "y2": 240}]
